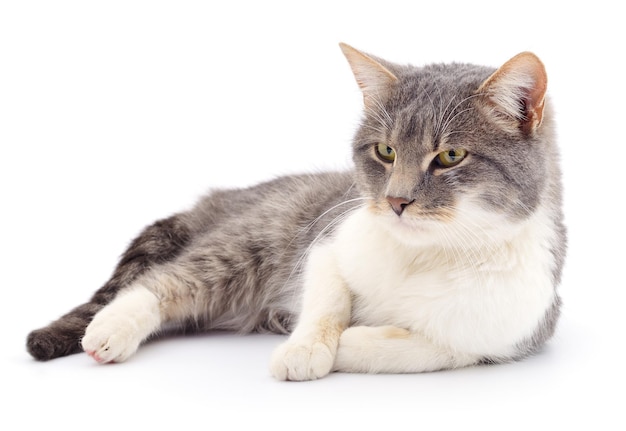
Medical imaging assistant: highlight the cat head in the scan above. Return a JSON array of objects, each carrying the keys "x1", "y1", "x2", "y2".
[{"x1": 340, "y1": 43, "x2": 559, "y2": 248}]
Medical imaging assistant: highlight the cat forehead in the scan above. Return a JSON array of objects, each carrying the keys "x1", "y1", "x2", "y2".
[
  {"x1": 376, "y1": 63, "x2": 497, "y2": 143},
  {"x1": 392, "y1": 63, "x2": 496, "y2": 106}
]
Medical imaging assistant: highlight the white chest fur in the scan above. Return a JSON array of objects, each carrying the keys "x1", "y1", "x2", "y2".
[{"x1": 329, "y1": 207, "x2": 557, "y2": 357}]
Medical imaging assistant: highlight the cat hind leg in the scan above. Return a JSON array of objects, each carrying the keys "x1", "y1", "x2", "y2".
[
  {"x1": 82, "y1": 262, "x2": 203, "y2": 364},
  {"x1": 26, "y1": 214, "x2": 192, "y2": 361}
]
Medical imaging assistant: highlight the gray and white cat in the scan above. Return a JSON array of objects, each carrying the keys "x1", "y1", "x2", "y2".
[{"x1": 27, "y1": 43, "x2": 566, "y2": 381}]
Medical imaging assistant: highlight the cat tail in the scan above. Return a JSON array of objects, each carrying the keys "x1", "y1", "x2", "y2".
[{"x1": 26, "y1": 214, "x2": 192, "y2": 361}]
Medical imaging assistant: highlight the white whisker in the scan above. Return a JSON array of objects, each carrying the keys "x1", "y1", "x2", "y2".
[
  {"x1": 439, "y1": 93, "x2": 482, "y2": 138},
  {"x1": 365, "y1": 95, "x2": 394, "y2": 134},
  {"x1": 279, "y1": 198, "x2": 369, "y2": 301},
  {"x1": 436, "y1": 94, "x2": 458, "y2": 138}
]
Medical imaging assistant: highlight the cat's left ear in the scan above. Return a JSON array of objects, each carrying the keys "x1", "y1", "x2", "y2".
[
  {"x1": 478, "y1": 52, "x2": 548, "y2": 134},
  {"x1": 340, "y1": 43, "x2": 398, "y2": 108}
]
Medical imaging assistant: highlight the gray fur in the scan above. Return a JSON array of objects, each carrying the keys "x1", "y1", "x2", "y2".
[
  {"x1": 28, "y1": 172, "x2": 359, "y2": 359},
  {"x1": 27, "y1": 47, "x2": 565, "y2": 364}
]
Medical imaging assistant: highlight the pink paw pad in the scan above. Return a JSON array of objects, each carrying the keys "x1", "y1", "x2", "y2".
[{"x1": 85, "y1": 349, "x2": 107, "y2": 363}]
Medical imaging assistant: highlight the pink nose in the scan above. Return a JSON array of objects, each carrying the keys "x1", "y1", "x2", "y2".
[{"x1": 386, "y1": 196, "x2": 414, "y2": 216}]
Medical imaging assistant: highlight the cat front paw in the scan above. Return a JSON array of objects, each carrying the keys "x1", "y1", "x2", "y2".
[{"x1": 270, "y1": 339, "x2": 336, "y2": 381}]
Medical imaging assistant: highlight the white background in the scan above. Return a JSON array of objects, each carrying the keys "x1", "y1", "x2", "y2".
[{"x1": 1, "y1": 1, "x2": 624, "y2": 429}]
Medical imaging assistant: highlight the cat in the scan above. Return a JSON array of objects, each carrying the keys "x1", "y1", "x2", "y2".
[{"x1": 27, "y1": 43, "x2": 566, "y2": 381}]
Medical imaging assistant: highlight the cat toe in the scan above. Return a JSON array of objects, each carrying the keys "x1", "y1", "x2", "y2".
[{"x1": 82, "y1": 317, "x2": 141, "y2": 364}]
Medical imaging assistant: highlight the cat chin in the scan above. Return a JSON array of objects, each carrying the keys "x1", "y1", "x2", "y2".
[
  {"x1": 373, "y1": 204, "x2": 525, "y2": 250},
  {"x1": 375, "y1": 212, "x2": 446, "y2": 248}
]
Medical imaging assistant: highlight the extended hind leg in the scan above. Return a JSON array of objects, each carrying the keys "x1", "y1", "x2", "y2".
[
  {"x1": 27, "y1": 214, "x2": 192, "y2": 361},
  {"x1": 82, "y1": 285, "x2": 162, "y2": 363}
]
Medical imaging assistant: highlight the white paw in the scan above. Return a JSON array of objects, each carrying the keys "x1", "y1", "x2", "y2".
[
  {"x1": 81, "y1": 286, "x2": 161, "y2": 364},
  {"x1": 270, "y1": 339, "x2": 335, "y2": 381},
  {"x1": 81, "y1": 311, "x2": 144, "y2": 363}
]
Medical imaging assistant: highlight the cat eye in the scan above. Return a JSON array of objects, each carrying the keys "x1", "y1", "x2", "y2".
[
  {"x1": 435, "y1": 149, "x2": 467, "y2": 168},
  {"x1": 375, "y1": 143, "x2": 396, "y2": 163}
]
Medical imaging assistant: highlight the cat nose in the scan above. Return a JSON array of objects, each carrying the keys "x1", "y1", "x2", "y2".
[{"x1": 386, "y1": 196, "x2": 414, "y2": 216}]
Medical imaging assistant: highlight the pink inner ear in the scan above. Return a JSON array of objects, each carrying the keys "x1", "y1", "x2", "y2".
[{"x1": 479, "y1": 52, "x2": 547, "y2": 133}]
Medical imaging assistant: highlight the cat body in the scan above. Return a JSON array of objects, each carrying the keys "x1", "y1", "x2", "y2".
[{"x1": 27, "y1": 44, "x2": 566, "y2": 381}]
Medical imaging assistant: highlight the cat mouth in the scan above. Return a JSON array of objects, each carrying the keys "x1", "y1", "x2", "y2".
[
  {"x1": 372, "y1": 201, "x2": 451, "y2": 224},
  {"x1": 365, "y1": 199, "x2": 454, "y2": 240},
  {"x1": 382, "y1": 209, "x2": 440, "y2": 233},
  {"x1": 365, "y1": 202, "x2": 455, "y2": 244}
]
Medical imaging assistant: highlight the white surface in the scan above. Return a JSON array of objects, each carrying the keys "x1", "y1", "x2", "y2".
[{"x1": 1, "y1": 1, "x2": 623, "y2": 429}]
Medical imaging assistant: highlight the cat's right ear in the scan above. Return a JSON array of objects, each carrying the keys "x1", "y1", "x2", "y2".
[{"x1": 339, "y1": 43, "x2": 398, "y2": 108}]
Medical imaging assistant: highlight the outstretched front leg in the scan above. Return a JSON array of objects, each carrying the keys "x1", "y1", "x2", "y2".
[
  {"x1": 270, "y1": 244, "x2": 352, "y2": 381},
  {"x1": 334, "y1": 326, "x2": 481, "y2": 374}
]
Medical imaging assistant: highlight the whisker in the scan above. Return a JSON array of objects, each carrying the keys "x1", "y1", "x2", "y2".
[
  {"x1": 281, "y1": 202, "x2": 367, "y2": 310},
  {"x1": 444, "y1": 206, "x2": 503, "y2": 256},
  {"x1": 371, "y1": 97, "x2": 394, "y2": 129},
  {"x1": 436, "y1": 225, "x2": 483, "y2": 286},
  {"x1": 433, "y1": 82, "x2": 447, "y2": 137},
  {"x1": 440, "y1": 130, "x2": 471, "y2": 137},
  {"x1": 279, "y1": 199, "x2": 369, "y2": 300},
  {"x1": 360, "y1": 123, "x2": 391, "y2": 136},
  {"x1": 296, "y1": 196, "x2": 368, "y2": 238},
  {"x1": 441, "y1": 107, "x2": 474, "y2": 138},
  {"x1": 439, "y1": 93, "x2": 483, "y2": 138},
  {"x1": 432, "y1": 211, "x2": 494, "y2": 289},
  {"x1": 436, "y1": 94, "x2": 458, "y2": 138},
  {"x1": 364, "y1": 95, "x2": 393, "y2": 133}
]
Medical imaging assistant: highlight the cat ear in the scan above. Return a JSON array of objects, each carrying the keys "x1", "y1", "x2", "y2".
[
  {"x1": 478, "y1": 52, "x2": 548, "y2": 134},
  {"x1": 339, "y1": 43, "x2": 398, "y2": 108}
]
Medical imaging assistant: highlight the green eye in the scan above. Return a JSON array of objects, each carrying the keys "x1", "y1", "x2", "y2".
[
  {"x1": 376, "y1": 143, "x2": 396, "y2": 163},
  {"x1": 436, "y1": 149, "x2": 467, "y2": 168}
]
